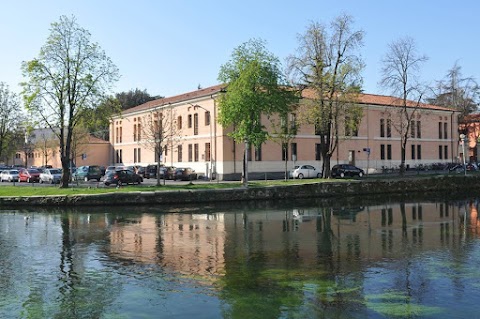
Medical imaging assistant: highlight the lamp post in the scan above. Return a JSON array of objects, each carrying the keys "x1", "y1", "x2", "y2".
[
  {"x1": 460, "y1": 133, "x2": 467, "y2": 176},
  {"x1": 193, "y1": 104, "x2": 213, "y2": 181}
]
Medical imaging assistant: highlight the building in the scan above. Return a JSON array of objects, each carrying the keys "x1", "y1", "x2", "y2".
[
  {"x1": 110, "y1": 84, "x2": 461, "y2": 180},
  {"x1": 14, "y1": 128, "x2": 111, "y2": 169}
]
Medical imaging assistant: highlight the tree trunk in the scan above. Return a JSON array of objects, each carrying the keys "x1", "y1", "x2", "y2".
[{"x1": 242, "y1": 141, "x2": 249, "y2": 187}]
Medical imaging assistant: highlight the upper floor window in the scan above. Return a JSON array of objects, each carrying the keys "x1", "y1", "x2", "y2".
[
  {"x1": 205, "y1": 111, "x2": 210, "y2": 126},
  {"x1": 194, "y1": 113, "x2": 199, "y2": 135},
  {"x1": 188, "y1": 114, "x2": 192, "y2": 128},
  {"x1": 177, "y1": 116, "x2": 182, "y2": 130}
]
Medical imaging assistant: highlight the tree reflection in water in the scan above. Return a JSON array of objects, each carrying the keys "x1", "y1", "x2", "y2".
[{"x1": 1, "y1": 195, "x2": 480, "y2": 318}]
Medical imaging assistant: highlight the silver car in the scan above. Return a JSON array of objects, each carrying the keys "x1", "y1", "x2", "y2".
[
  {"x1": 39, "y1": 168, "x2": 62, "y2": 184},
  {"x1": 0, "y1": 169, "x2": 20, "y2": 182},
  {"x1": 290, "y1": 165, "x2": 321, "y2": 179}
]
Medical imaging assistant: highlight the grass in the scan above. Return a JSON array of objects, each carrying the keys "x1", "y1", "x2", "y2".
[{"x1": 0, "y1": 178, "x2": 342, "y2": 197}]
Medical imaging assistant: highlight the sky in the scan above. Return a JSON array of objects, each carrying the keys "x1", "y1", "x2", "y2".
[{"x1": 1, "y1": 0, "x2": 478, "y2": 100}]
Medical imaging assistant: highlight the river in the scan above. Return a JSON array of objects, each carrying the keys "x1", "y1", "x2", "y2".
[{"x1": 1, "y1": 195, "x2": 479, "y2": 318}]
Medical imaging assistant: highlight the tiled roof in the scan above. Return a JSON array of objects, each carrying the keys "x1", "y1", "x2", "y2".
[
  {"x1": 120, "y1": 84, "x2": 225, "y2": 116},
  {"x1": 119, "y1": 84, "x2": 456, "y2": 117},
  {"x1": 301, "y1": 89, "x2": 456, "y2": 112}
]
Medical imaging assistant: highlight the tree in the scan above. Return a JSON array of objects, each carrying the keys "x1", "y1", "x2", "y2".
[
  {"x1": 287, "y1": 15, "x2": 364, "y2": 178},
  {"x1": 269, "y1": 111, "x2": 299, "y2": 181},
  {"x1": 116, "y1": 88, "x2": 162, "y2": 110},
  {"x1": 21, "y1": 15, "x2": 119, "y2": 187},
  {"x1": 140, "y1": 108, "x2": 182, "y2": 186},
  {"x1": 428, "y1": 62, "x2": 479, "y2": 119},
  {"x1": 379, "y1": 36, "x2": 428, "y2": 175},
  {"x1": 218, "y1": 38, "x2": 299, "y2": 187},
  {"x1": 0, "y1": 82, "x2": 22, "y2": 163}
]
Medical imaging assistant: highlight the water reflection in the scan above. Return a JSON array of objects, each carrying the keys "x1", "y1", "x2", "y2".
[{"x1": 1, "y1": 196, "x2": 480, "y2": 318}]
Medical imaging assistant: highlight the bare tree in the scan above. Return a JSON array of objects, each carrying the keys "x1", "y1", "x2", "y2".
[
  {"x1": 269, "y1": 111, "x2": 299, "y2": 180},
  {"x1": 34, "y1": 129, "x2": 59, "y2": 167},
  {"x1": 428, "y1": 62, "x2": 479, "y2": 119},
  {"x1": 380, "y1": 36, "x2": 428, "y2": 175},
  {"x1": 287, "y1": 15, "x2": 364, "y2": 178},
  {"x1": 140, "y1": 108, "x2": 182, "y2": 186}
]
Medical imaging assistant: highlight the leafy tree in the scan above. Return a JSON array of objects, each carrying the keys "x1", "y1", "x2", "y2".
[
  {"x1": 428, "y1": 62, "x2": 479, "y2": 119},
  {"x1": 21, "y1": 15, "x2": 119, "y2": 187},
  {"x1": 0, "y1": 82, "x2": 23, "y2": 163},
  {"x1": 287, "y1": 15, "x2": 364, "y2": 178},
  {"x1": 380, "y1": 36, "x2": 428, "y2": 175},
  {"x1": 218, "y1": 38, "x2": 299, "y2": 187},
  {"x1": 116, "y1": 88, "x2": 162, "y2": 110}
]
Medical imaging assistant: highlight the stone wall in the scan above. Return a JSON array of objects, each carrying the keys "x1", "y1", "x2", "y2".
[{"x1": 0, "y1": 175, "x2": 477, "y2": 207}]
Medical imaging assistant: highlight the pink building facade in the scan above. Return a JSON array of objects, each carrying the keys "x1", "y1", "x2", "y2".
[{"x1": 110, "y1": 85, "x2": 461, "y2": 180}]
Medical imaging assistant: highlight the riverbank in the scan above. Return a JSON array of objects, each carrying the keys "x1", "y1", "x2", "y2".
[{"x1": 0, "y1": 174, "x2": 478, "y2": 207}]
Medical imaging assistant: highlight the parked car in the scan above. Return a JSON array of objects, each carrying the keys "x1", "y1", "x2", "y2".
[
  {"x1": 104, "y1": 169, "x2": 143, "y2": 186},
  {"x1": 160, "y1": 166, "x2": 176, "y2": 180},
  {"x1": 331, "y1": 164, "x2": 365, "y2": 178},
  {"x1": 73, "y1": 165, "x2": 102, "y2": 182},
  {"x1": 39, "y1": 168, "x2": 62, "y2": 184},
  {"x1": 18, "y1": 168, "x2": 41, "y2": 183},
  {"x1": 290, "y1": 165, "x2": 321, "y2": 179},
  {"x1": 137, "y1": 166, "x2": 147, "y2": 178},
  {"x1": 0, "y1": 169, "x2": 19, "y2": 182},
  {"x1": 173, "y1": 167, "x2": 197, "y2": 181}
]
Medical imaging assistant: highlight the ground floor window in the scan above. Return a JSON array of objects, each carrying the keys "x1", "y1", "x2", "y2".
[{"x1": 178, "y1": 145, "x2": 183, "y2": 162}]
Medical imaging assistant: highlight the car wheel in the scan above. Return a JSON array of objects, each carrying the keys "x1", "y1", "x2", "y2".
[
  {"x1": 340, "y1": 172, "x2": 345, "y2": 178},
  {"x1": 298, "y1": 173, "x2": 304, "y2": 179},
  {"x1": 358, "y1": 172, "x2": 364, "y2": 177},
  {"x1": 84, "y1": 176, "x2": 89, "y2": 182},
  {"x1": 51, "y1": 179, "x2": 55, "y2": 184},
  {"x1": 27, "y1": 178, "x2": 31, "y2": 183},
  {"x1": 317, "y1": 173, "x2": 321, "y2": 178}
]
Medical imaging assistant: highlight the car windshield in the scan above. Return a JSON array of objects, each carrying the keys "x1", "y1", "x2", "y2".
[{"x1": 49, "y1": 169, "x2": 61, "y2": 174}]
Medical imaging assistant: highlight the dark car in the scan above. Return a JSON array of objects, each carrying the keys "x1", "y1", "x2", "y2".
[
  {"x1": 104, "y1": 169, "x2": 143, "y2": 186},
  {"x1": 331, "y1": 164, "x2": 365, "y2": 178},
  {"x1": 174, "y1": 167, "x2": 197, "y2": 181},
  {"x1": 160, "y1": 166, "x2": 176, "y2": 180},
  {"x1": 73, "y1": 165, "x2": 102, "y2": 182},
  {"x1": 18, "y1": 168, "x2": 41, "y2": 183}
]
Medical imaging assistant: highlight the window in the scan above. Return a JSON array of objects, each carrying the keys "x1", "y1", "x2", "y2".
[
  {"x1": 188, "y1": 114, "x2": 192, "y2": 128},
  {"x1": 411, "y1": 144, "x2": 416, "y2": 160},
  {"x1": 291, "y1": 143, "x2": 297, "y2": 161},
  {"x1": 205, "y1": 111, "x2": 210, "y2": 126},
  {"x1": 137, "y1": 122, "x2": 141, "y2": 140},
  {"x1": 178, "y1": 145, "x2": 183, "y2": 162},
  {"x1": 387, "y1": 144, "x2": 392, "y2": 160},
  {"x1": 438, "y1": 122, "x2": 443, "y2": 139},
  {"x1": 444, "y1": 122, "x2": 448, "y2": 139},
  {"x1": 115, "y1": 149, "x2": 123, "y2": 163},
  {"x1": 177, "y1": 116, "x2": 182, "y2": 130},
  {"x1": 194, "y1": 143, "x2": 199, "y2": 161},
  {"x1": 417, "y1": 145, "x2": 422, "y2": 160},
  {"x1": 345, "y1": 116, "x2": 351, "y2": 136},
  {"x1": 411, "y1": 120, "x2": 415, "y2": 138},
  {"x1": 205, "y1": 143, "x2": 211, "y2": 162},
  {"x1": 416, "y1": 121, "x2": 421, "y2": 138},
  {"x1": 133, "y1": 124, "x2": 137, "y2": 141},
  {"x1": 290, "y1": 113, "x2": 296, "y2": 130},
  {"x1": 164, "y1": 145, "x2": 168, "y2": 157},
  {"x1": 381, "y1": 144, "x2": 385, "y2": 160},
  {"x1": 247, "y1": 144, "x2": 252, "y2": 161},
  {"x1": 255, "y1": 145, "x2": 262, "y2": 161},
  {"x1": 314, "y1": 122, "x2": 321, "y2": 135},
  {"x1": 386, "y1": 119, "x2": 392, "y2": 138},
  {"x1": 315, "y1": 144, "x2": 322, "y2": 160},
  {"x1": 380, "y1": 119, "x2": 385, "y2": 138},
  {"x1": 188, "y1": 144, "x2": 192, "y2": 162},
  {"x1": 444, "y1": 145, "x2": 448, "y2": 159},
  {"x1": 194, "y1": 113, "x2": 198, "y2": 135},
  {"x1": 439, "y1": 145, "x2": 443, "y2": 160}
]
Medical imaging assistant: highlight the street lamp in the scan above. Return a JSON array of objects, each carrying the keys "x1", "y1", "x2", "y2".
[
  {"x1": 460, "y1": 133, "x2": 467, "y2": 176},
  {"x1": 192, "y1": 104, "x2": 214, "y2": 181}
]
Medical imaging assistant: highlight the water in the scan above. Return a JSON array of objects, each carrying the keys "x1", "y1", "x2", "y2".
[{"x1": 1, "y1": 196, "x2": 480, "y2": 318}]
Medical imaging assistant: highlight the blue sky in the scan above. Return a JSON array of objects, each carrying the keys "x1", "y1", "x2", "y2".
[{"x1": 0, "y1": 1, "x2": 478, "y2": 99}]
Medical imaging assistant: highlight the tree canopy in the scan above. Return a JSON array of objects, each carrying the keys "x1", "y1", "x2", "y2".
[
  {"x1": 218, "y1": 38, "x2": 299, "y2": 185},
  {"x1": 21, "y1": 15, "x2": 119, "y2": 187},
  {"x1": 287, "y1": 15, "x2": 364, "y2": 178}
]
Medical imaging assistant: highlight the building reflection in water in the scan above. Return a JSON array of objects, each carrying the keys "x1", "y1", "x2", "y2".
[{"x1": 101, "y1": 198, "x2": 480, "y2": 278}]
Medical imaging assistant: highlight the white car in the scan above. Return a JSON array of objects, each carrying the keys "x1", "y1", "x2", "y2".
[
  {"x1": 290, "y1": 165, "x2": 321, "y2": 179},
  {"x1": 39, "y1": 168, "x2": 62, "y2": 184},
  {"x1": 0, "y1": 169, "x2": 20, "y2": 182}
]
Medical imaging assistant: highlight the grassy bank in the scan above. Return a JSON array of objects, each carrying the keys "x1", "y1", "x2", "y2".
[{"x1": 0, "y1": 179, "x2": 335, "y2": 196}]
